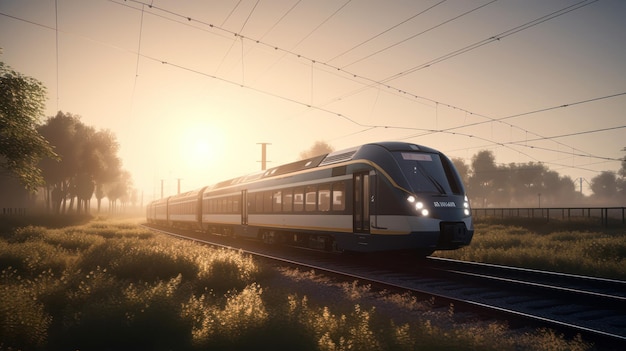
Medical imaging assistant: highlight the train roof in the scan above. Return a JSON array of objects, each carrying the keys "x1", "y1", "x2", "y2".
[
  {"x1": 142, "y1": 142, "x2": 444, "y2": 205},
  {"x1": 201, "y1": 141, "x2": 442, "y2": 191}
]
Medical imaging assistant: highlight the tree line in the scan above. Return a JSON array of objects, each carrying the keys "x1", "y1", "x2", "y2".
[
  {"x1": 452, "y1": 149, "x2": 626, "y2": 207},
  {"x1": 37, "y1": 111, "x2": 135, "y2": 214},
  {"x1": 1, "y1": 61, "x2": 134, "y2": 214}
]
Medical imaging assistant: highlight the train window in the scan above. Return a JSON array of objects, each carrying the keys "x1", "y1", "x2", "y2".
[
  {"x1": 264, "y1": 192, "x2": 273, "y2": 213},
  {"x1": 282, "y1": 189, "x2": 293, "y2": 212},
  {"x1": 273, "y1": 191, "x2": 282, "y2": 212},
  {"x1": 393, "y1": 152, "x2": 454, "y2": 194},
  {"x1": 305, "y1": 186, "x2": 317, "y2": 211},
  {"x1": 251, "y1": 193, "x2": 259, "y2": 213},
  {"x1": 293, "y1": 187, "x2": 304, "y2": 211},
  {"x1": 318, "y1": 184, "x2": 331, "y2": 211},
  {"x1": 233, "y1": 196, "x2": 239, "y2": 213},
  {"x1": 332, "y1": 181, "x2": 346, "y2": 211}
]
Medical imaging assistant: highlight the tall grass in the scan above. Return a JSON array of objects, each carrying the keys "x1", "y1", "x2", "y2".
[
  {"x1": 436, "y1": 218, "x2": 626, "y2": 280},
  {"x1": 0, "y1": 218, "x2": 593, "y2": 350}
]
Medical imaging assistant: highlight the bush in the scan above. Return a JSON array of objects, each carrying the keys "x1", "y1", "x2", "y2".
[
  {"x1": 0, "y1": 218, "x2": 596, "y2": 350},
  {"x1": 436, "y1": 220, "x2": 626, "y2": 280},
  {"x1": 0, "y1": 269, "x2": 51, "y2": 350}
]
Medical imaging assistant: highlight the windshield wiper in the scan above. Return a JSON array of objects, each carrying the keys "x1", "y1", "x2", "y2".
[{"x1": 414, "y1": 162, "x2": 446, "y2": 194}]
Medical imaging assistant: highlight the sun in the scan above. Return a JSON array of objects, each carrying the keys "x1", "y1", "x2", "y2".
[
  {"x1": 192, "y1": 138, "x2": 211, "y2": 160},
  {"x1": 179, "y1": 125, "x2": 222, "y2": 167}
]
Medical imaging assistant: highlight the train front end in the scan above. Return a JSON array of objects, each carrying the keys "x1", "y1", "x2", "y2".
[
  {"x1": 391, "y1": 144, "x2": 474, "y2": 251},
  {"x1": 352, "y1": 142, "x2": 474, "y2": 254}
]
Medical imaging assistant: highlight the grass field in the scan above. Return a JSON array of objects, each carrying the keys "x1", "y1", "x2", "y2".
[
  {"x1": 0, "y1": 216, "x2": 602, "y2": 350},
  {"x1": 435, "y1": 217, "x2": 626, "y2": 281}
]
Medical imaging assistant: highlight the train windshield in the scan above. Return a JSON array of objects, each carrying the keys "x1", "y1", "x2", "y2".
[{"x1": 392, "y1": 152, "x2": 460, "y2": 195}]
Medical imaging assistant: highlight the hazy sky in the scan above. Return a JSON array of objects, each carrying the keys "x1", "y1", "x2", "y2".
[{"x1": 1, "y1": 0, "x2": 625, "y2": 200}]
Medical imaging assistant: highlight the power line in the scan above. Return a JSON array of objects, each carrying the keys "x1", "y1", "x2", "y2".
[
  {"x1": 339, "y1": 0, "x2": 496, "y2": 69},
  {"x1": 327, "y1": 0, "x2": 447, "y2": 64},
  {"x1": 382, "y1": 0, "x2": 599, "y2": 82},
  {"x1": 5, "y1": 1, "x2": 620, "y2": 174},
  {"x1": 291, "y1": 0, "x2": 352, "y2": 50},
  {"x1": 258, "y1": 0, "x2": 301, "y2": 41}
]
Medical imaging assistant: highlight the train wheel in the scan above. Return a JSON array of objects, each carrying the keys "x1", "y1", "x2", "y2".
[{"x1": 261, "y1": 230, "x2": 276, "y2": 244}]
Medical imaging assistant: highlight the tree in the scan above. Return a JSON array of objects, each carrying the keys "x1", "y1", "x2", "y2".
[
  {"x1": 299, "y1": 141, "x2": 334, "y2": 159},
  {"x1": 590, "y1": 171, "x2": 618, "y2": 203},
  {"x1": 38, "y1": 112, "x2": 123, "y2": 214},
  {"x1": 107, "y1": 170, "x2": 132, "y2": 213},
  {"x1": 617, "y1": 147, "x2": 626, "y2": 200},
  {"x1": 467, "y1": 150, "x2": 498, "y2": 206},
  {"x1": 38, "y1": 112, "x2": 82, "y2": 213},
  {"x1": 0, "y1": 61, "x2": 57, "y2": 191}
]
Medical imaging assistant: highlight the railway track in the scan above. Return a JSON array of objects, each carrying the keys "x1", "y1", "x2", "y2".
[{"x1": 144, "y1": 225, "x2": 626, "y2": 349}]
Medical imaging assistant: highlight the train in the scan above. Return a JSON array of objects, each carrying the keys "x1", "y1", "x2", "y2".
[{"x1": 146, "y1": 141, "x2": 474, "y2": 256}]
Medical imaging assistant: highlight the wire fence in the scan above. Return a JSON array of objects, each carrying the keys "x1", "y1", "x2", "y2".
[{"x1": 472, "y1": 207, "x2": 626, "y2": 227}]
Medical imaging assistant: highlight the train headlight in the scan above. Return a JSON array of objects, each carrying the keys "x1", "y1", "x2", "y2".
[
  {"x1": 464, "y1": 209, "x2": 470, "y2": 216},
  {"x1": 408, "y1": 195, "x2": 427, "y2": 215},
  {"x1": 463, "y1": 196, "x2": 471, "y2": 216}
]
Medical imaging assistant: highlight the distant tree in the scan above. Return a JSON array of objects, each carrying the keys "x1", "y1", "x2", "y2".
[
  {"x1": 617, "y1": 147, "x2": 626, "y2": 178},
  {"x1": 451, "y1": 157, "x2": 470, "y2": 186},
  {"x1": 0, "y1": 61, "x2": 57, "y2": 191},
  {"x1": 508, "y1": 162, "x2": 546, "y2": 206},
  {"x1": 590, "y1": 171, "x2": 618, "y2": 202},
  {"x1": 467, "y1": 150, "x2": 498, "y2": 206},
  {"x1": 299, "y1": 141, "x2": 334, "y2": 160},
  {"x1": 107, "y1": 170, "x2": 132, "y2": 213}
]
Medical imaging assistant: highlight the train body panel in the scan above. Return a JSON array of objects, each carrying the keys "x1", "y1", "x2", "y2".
[
  {"x1": 147, "y1": 142, "x2": 475, "y2": 255},
  {"x1": 248, "y1": 214, "x2": 353, "y2": 234}
]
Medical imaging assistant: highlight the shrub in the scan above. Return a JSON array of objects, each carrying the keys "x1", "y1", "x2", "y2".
[
  {"x1": 436, "y1": 221, "x2": 626, "y2": 280},
  {"x1": 0, "y1": 269, "x2": 51, "y2": 350}
]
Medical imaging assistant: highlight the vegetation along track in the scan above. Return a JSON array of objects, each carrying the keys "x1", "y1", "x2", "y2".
[{"x1": 144, "y1": 224, "x2": 626, "y2": 349}]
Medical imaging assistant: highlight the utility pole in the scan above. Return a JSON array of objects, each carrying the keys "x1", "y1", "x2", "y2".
[
  {"x1": 257, "y1": 142, "x2": 271, "y2": 170},
  {"x1": 160, "y1": 179, "x2": 164, "y2": 199},
  {"x1": 177, "y1": 178, "x2": 182, "y2": 194},
  {"x1": 579, "y1": 177, "x2": 583, "y2": 193}
]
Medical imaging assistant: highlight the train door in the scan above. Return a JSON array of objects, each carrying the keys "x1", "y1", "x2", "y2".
[
  {"x1": 353, "y1": 172, "x2": 370, "y2": 233},
  {"x1": 241, "y1": 189, "x2": 248, "y2": 225}
]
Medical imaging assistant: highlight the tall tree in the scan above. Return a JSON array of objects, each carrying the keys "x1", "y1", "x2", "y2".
[
  {"x1": 467, "y1": 150, "x2": 498, "y2": 206},
  {"x1": 38, "y1": 112, "x2": 82, "y2": 213},
  {"x1": 38, "y1": 112, "x2": 122, "y2": 213},
  {"x1": 0, "y1": 61, "x2": 57, "y2": 191},
  {"x1": 590, "y1": 171, "x2": 618, "y2": 203}
]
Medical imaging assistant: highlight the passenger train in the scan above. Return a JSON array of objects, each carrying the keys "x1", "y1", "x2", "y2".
[{"x1": 146, "y1": 142, "x2": 474, "y2": 256}]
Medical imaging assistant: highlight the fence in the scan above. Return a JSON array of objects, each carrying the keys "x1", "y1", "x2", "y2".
[
  {"x1": 472, "y1": 207, "x2": 626, "y2": 227},
  {"x1": 1, "y1": 208, "x2": 28, "y2": 216}
]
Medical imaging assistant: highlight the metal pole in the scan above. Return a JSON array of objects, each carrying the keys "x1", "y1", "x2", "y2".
[{"x1": 257, "y1": 142, "x2": 271, "y2": 170}]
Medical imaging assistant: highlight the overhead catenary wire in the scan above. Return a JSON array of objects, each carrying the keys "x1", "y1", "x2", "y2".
[
  {"x1": 2, "y1": 1, "x2": 621, "y2": 176},
  {"x1": 138, "y1": 47, "x2": 625, "y2": 167},
  {"x1": 338, "y1": 0, "x2": 496, "y2": 69},
  {"x1": 326, "y1": 0, "x2": 448, "y2": 64},
  {"x1": 381, "y1": 0, "x2": 599, "y2": 83}
]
